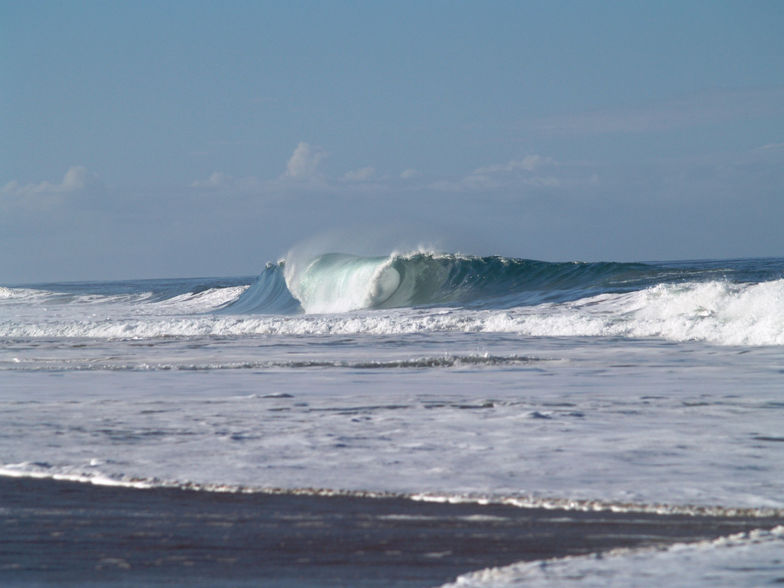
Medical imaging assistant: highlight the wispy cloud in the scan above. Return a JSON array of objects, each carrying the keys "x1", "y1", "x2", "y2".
[
  {"x1": 536, "y1": 88, "x2": 784, "y2": 135},
  {"x1": 187, "y1": 145, "x2": 590, "y2": 199},
  {"x1": 431, "y1": 154, "x2": 567, "y2": 192},
  {"x1": 756, "y1": 142, "x2": 784, "y2": 151},
  {"x1": 191, "y1": 171, "x2": 261, "y2": 191},
  {"x1": 1, "y1": 166, "x2": 100, "y2": 197},
  {"x1": 1, "y1": 166, "x2": 106, "y2": 216},
  {"x1": 472, "y1": 155, "x2": 553, "y2": 175},
  {"x1": 343, "y1": 166, "x2": 375, "y2": 182},
  {"x1": 191, "y1": 171, "x2": 233, "y2": 190}
]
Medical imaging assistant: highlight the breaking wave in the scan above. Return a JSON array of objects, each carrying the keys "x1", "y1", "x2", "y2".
[
  {"x1": 219, "y1": 253, "x2": 784, "y2": 346},
  {"x1": 2, "y1": 253, "x2": 783, "y2": 346},
  {"x1": 226, "y1": 252, "x2": 662, "y2": 314}
]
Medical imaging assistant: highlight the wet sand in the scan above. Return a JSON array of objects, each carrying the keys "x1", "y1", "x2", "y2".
[{"x1": 1, "y1": 476, "x2": 781, "y2": 587}]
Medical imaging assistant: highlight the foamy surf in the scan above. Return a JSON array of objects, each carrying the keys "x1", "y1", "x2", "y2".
[
  {"x1": 443, "y1": 526, "x2": 784, "y2": 588},
  {"x1": 2, "y1": 276, "x2": 783, "y2": 346}
]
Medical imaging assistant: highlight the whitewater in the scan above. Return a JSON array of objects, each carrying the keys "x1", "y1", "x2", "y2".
[{"x1": 2, "y1": 251, "x2": 784, "y2": 585}]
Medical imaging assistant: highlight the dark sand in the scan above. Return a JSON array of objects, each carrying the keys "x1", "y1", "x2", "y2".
[{"x1": 1, "y1": 476, "x2": 781, "y2": 587}]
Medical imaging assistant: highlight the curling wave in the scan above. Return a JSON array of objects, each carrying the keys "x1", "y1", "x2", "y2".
[
  {"x1": 225, "y1": 252, "x2": 662, "y2": 314},
  {"x1": 224, "y1": 251, "x2": 784, "y2": 315},
  {"x1": 4, "y1": 254, "x2": 783, "y2": 345}
]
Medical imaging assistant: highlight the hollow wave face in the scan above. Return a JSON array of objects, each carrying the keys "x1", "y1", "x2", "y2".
[
  {"x1": 380, "y1": 253, "x2": 655, "y2": 309},
  {"x1": 288, "y1": 253, "x2": 401, "y2": 314},
  {"x1": 226, "y1": 252, "x2": 662, "y2": 314}
]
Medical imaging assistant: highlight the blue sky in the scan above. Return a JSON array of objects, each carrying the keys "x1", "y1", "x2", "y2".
[{"x1": 2, "y1": 1, "x2": 783, "y2": 282}]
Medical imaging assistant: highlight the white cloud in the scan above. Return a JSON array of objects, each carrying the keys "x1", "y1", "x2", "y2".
[
  {"x1": 283, "y1": 142, "x2": 326, "y2": 180},
  {"x1": 0, "y1": 166, "x2": 106, "y2": 217},
  {"x1": 1, "y1": 165, "x2": 98, "y2": 197},
  {"x1": 191, "y1": 171, "x2": 233, "y2": 189},
  {"x1": 343, "y1": 166, "x2": 375, "y2": 182},
  {"x1": 472, "y1": 155, "x2": 553, "y2": 175},
  {"x1": 400, "y1": 168, "x2": 420, "y2": 180},
  {"x1": 191, "y1": 171, "x2": 262, "y2": 192},
  {"x1": 451, "y1": 154, "x2": 556, "y2": 190},
  {"x1": 60, "y1": 166, "x2": 89, "y2": 191},
  {"x1": 0, "y1": 180, "x2": 20, "y2": 194}
]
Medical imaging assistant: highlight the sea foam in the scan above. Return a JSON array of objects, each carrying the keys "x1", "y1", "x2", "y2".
[{"x1": 2, "y1": 279, "x2": 782, "y2": 346}]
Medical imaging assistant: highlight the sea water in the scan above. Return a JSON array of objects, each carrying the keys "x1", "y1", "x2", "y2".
[{"x1": 1, "y1": 252, "x2": 783, "y2": 585}]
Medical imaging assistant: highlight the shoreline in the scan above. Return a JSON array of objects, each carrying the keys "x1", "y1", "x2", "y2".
[{"x1": 2, "y1": 476, "x2": 782, "y2": 587}]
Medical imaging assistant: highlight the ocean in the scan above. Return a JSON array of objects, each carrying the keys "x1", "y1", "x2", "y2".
[{"x1": 1, "y1": 252, "x2": 783, "y2": 586}]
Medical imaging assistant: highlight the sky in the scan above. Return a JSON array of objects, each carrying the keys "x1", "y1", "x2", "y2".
[{"x1": 2, "y1": 0, "x2": 783, "y2": 282}]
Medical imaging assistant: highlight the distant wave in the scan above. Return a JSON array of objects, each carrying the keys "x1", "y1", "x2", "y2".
[{"x1": 0, "y1": 279, "x2": 248, "y2": 309}]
